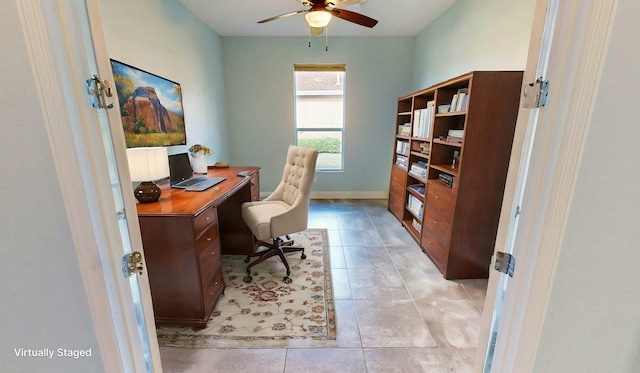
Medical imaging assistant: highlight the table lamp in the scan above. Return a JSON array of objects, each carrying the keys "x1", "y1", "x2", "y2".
[{"x1": 126, "y1": 147, "x2": 169, "y2": 203}]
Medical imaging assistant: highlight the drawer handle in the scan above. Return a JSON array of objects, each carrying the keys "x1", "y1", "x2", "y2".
[
  {"x1": 211, "y1": 251, "x2": 215, "y2": 255},
  {"x1": 435, "y1": 195, "x2": 440, "y2": 199},
  {"x1": 207, "y1": 237, "x2": 212, "y2": 242},
  {"x1": 214, "y1": 281, "x2": 219, "y2": 285},
  {"x1": 434, "y1": 221, "x2": 438, "y2": 224},
  {"x1": 205, "y1": 216, "x2": 210, "y2": 221},
  {"x1": 209, "y1": 291, "x2": 214, "y2": 296}
]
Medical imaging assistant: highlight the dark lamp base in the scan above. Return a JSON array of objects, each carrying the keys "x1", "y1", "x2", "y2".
[{"x1": 134, "y1": 181, "x2": 161, "y2": 203}]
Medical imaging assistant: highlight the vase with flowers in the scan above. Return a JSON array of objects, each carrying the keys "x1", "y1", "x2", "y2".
[{"x1": 188, "y1": 144, "x2": 211, "y2": 174}]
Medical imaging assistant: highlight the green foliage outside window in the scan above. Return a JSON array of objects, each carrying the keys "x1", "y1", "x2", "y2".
[{"x1": 298, "y1": 137, "x2": 341, "y2": 153}]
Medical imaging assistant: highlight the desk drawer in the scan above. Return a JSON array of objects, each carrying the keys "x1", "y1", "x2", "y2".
[
  {"x1": 193, "y1": 205, "x2": 217, "y2": 234},
  {"x1": 199, "y1": 239, "x2": 221, "y2": 284},
  {"x1": 196, "y1": 222, "x2": 219, "y2": 255},
  {"x1": 203, "y1": 268, "x2": 224, "y2": 311}
]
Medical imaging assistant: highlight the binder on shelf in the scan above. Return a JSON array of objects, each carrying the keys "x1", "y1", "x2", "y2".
[
  {"x1": 412, "y1": 101, "x2": 435, "y2": 138},
  {"x1": 396, "y1": 140, "x2": 410, "y2": 156}
]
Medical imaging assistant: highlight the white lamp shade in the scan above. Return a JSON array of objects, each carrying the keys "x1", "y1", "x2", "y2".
[
  {"x1": 305, "y1": 11, "x2": 332, "y2": 28},
  {"x1": 126, "y1": 147, "x2": 169, "y2": 182}
]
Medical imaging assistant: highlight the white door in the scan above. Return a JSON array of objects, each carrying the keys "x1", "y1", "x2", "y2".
[
  {"x1": 476, "y1": 0, "x2": 558, "y2": 370},
  {"x1": 22, "y1": 1, "x2": 162, "y2": 371},
  {"x1": 475, "y1": 0, "x2": 618, "y2": 371}
]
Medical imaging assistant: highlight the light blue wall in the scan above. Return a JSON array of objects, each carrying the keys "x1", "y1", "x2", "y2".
[
  {"x1": 412, "y1": 0, "x2": 536, "y2": 90},
  {"x1": 222, "y1": 37, "x2": 414, "y2": 194},
  {"x1": 100, "y1": 0, "x2": 229, "y2": 165}
]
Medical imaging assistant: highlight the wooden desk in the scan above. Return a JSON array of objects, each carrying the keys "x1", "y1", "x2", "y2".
[{"x1": 136, "y1": 166, "x2": 259, "y2": 328}]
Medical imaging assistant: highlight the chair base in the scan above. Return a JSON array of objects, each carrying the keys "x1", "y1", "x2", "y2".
[{"x1": 243, "y1": 236, "x2": 306, "y2": 283}]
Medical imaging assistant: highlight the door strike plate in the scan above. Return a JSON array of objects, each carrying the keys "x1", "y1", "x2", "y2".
[{"x1": 493, "y1": 251, "x2": 515, "y2": 277}]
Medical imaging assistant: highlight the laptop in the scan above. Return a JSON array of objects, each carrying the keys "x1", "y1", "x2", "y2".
[{"x1": 168, "y1": 153, "x2": 226, "y2": 192}]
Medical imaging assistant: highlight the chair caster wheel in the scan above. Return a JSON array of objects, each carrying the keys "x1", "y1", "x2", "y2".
[
  {"x1": 301, "y1": 253, "x2": 306, "y2": 260},
  {"x1": 243, "y1": 276, "x2": 253, "y2": 283},
  {"x1": 244, "y1": 256, "x2": 250, "y2": 263},
  {"x1": 283, "y1": 277, "x2": 292, "y2": 284}
]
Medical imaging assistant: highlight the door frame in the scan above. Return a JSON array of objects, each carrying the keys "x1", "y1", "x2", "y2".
[
  {"x1": 17, "y1": 1, "x2": 162, "y2": 371},
  {"x1": 475, "y1": 0, "x2": 618, "y2": 371}
]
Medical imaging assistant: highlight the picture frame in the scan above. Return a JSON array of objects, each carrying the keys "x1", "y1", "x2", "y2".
[{"x1": 110, "y1": 59, "x2": 186, "y2": 148}]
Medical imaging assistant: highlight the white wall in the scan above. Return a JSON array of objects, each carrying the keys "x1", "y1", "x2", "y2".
[
  {"x1": 533, "y1": 0, "x2": 640, "y2": 370},
  {"x1": 0, "y1": 3, "x2": 102, "y2": 372},
  {"x1": 100, "y1": 0, "x2": 229, "y2": 165},
  {"x1": 412, "y1": 0, "x2": 536, "y2": 90},
  {"x1": 221, "y1": 37, "x2": 414, "y2": 194}
]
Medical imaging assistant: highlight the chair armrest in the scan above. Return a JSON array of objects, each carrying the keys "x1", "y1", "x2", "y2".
[{"x1": 268, "y1": 194, "x2": 310, "y2": 238}]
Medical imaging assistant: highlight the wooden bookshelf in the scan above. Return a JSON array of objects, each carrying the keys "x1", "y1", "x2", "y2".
[{"x1": 387, "y1": 71, "x2": 523, "y2": 279}]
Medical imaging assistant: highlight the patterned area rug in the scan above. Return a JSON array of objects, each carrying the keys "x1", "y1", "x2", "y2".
[{"x1": 156, "y1": 229, "x2": 335, "y2": 348}]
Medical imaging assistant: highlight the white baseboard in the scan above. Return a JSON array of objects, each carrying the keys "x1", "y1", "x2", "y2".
[{"x1": 259, "y1": 191, "x2": 388, "y2": 200}]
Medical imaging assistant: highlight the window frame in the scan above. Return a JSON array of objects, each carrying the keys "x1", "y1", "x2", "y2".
[{"x1": 293, "y1": 64, "x2": 346, "y2": 172}]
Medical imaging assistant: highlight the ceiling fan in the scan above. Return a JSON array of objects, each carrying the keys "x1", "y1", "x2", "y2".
[{"x1": 258, "y1": 0, "x2": 378, "y2": 34}]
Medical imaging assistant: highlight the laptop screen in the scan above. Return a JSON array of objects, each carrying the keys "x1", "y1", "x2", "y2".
[{"x1": 168, "y1": 153, "x2": 193, "y2": 185}]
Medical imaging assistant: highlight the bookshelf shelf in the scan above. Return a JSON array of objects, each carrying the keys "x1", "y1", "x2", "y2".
[{"x1": 387, "y1": 71, "x2": 524, "y2": 279}]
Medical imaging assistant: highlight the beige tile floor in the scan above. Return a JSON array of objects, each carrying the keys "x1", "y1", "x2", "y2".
[{"x1": 160, "y1": 199, "x2": 488, "y2": 372}]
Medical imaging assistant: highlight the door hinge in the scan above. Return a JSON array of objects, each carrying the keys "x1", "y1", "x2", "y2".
[
  {"x1": 492, "y1": 251, "x2": 516, "y2": 277},
  {"x1": 122, "y1": 251, "x2": 144, "y2": 278},
  {"x1": 86, "y1": 75, "x2": 114, "y2": 109},
  {"x1": 522, "y1": 77, "x2": 549, "y2": 109}
]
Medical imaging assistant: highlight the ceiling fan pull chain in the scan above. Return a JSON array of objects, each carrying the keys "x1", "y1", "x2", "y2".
[{"x1": 325, "y1": 26, "x2": 329, "y2": 51}]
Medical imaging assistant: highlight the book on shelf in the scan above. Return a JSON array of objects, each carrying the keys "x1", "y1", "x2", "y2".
[
  {"x1": 412, "y1": 218, "x2": 422, "y2": 232},
  {"x1": 412, "y1": 101, "x2": 435, "y2": 138},
  {"x1": 398, "y1": 123, "x2": 412, "y2": 136},
  {"x1": 450, "y1": 94, "x2": 459, "y2": 112},
  {"x1": 406, "y1": 194, "x2": 423, "y2": 219},
  {"x1": 409, "y1": 161, "x2": 427, "y2": 179},
  {"x1": 446, "y1": 129, "x2": 463, "y2": 143},
  {"x1": 408, "y1": 183, "x2": 426, "y2": 196},
  {"x1": 455, "y1": 88, "x2": 469, "y2": 111},
  {"x1": 395, "y1": 154, "x2": 408, "y2": 168},
  {"x1": 412, "y1": 110, "x2": 421, "y2": 137}
]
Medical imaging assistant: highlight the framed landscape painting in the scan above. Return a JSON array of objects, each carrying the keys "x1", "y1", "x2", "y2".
[{"x1": 110, "y1": 59, "x2": 186, "y2": 148}]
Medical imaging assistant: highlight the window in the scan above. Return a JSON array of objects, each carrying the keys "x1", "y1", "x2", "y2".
[{"x1": 294, "y1": 64, "x2": 346, "y2": 171}]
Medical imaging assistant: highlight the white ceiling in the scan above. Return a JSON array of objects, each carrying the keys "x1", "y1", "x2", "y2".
[{"x1": 177, "y1": 0, "x2": 457, "y2": 37}]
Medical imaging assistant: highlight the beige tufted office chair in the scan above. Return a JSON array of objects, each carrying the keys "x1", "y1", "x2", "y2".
[{"x1": 241, "y1": 145, "x2": 318, "y2": 283}]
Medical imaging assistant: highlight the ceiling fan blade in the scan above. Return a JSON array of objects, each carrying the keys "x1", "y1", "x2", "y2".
[
  {"x1": 329, "y1": 8, "x2": 378, "y2": 28},
  {"x1": 258, "y1": 9, "x2": 307, "y2": 24},
  {"x1": 334, "y1": 0, "x2": 369, "y2": 6}
]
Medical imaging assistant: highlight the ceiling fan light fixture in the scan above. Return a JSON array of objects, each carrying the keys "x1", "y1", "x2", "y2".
[{"x1": 305, "y1": 10, "x2": 332, "y2": 28}]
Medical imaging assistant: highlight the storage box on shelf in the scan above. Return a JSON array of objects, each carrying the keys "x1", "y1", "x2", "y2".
[{"x1": 387, "y1": 71, "x2": 523, "y2": 279}]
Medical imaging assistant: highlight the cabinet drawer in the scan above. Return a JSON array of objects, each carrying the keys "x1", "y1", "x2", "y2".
[
  {"x1": 196, "y1": 221, "x2": 219, "y2": 255},
  {"x1": 193, "y1": 205, "x2": 217, "y2": 234},
  {"x1": 199, "y1": 239, "x2": 221, "y2": 284},
  {"x1": 423, "y1": 205, "x2": 452, "y2": 248},
  {"x1": 388, "y1": 193, "x2": 403, "y2": 219},
  {"x1": 203, "y1": 268, "x2": 224, "y2": 311},
  {"x1": 389, "y1": 180, "x2": 404, "y2": 201},
  {"x1": 426, "y1": 183, "x2": 455, "y2": 219},
  {"x1": 391, "y1": 165, "x2": 407, "y2": 185},
  {"x1": 421, "y1": 228, "x2": 447, "y2": 270}
]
